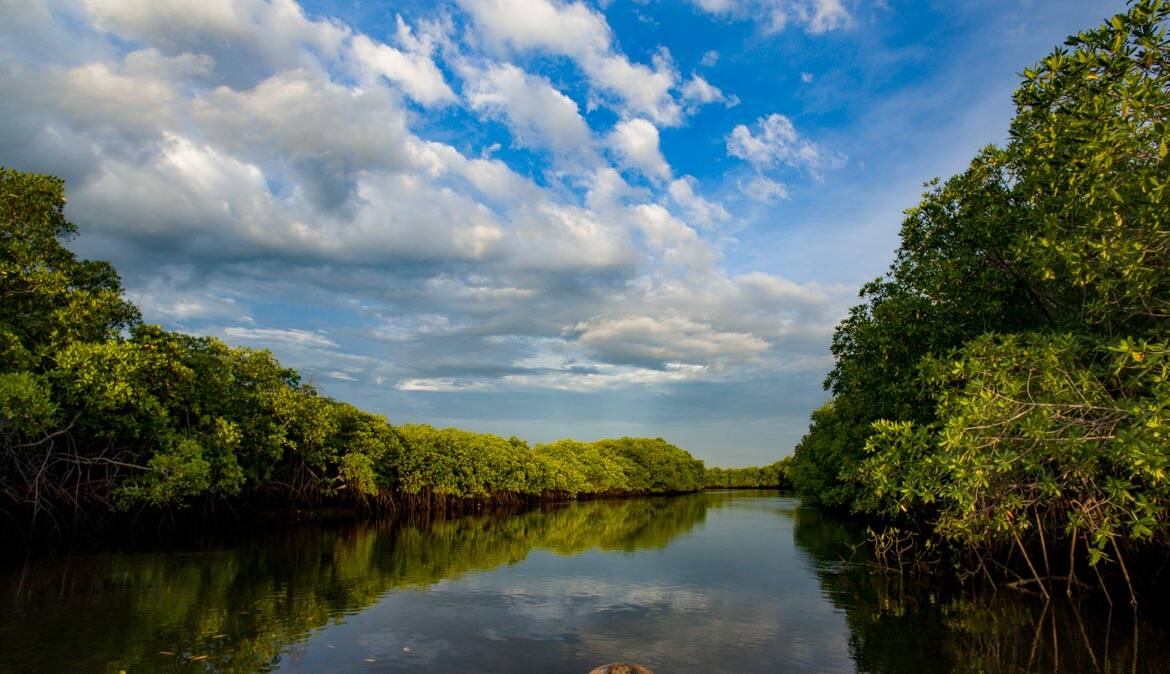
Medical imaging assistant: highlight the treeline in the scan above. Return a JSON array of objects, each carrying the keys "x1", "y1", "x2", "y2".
[
  {"x1": 704, "y1": 457, "x2": 793, "y2": 489},
  {"x1": 0, "y1": 167, "x2": 705, "y2": 536},
  {"x1": 789, "y1": 0, "x2": 1170, "y2": 599},
  {"x1": 395, "y1": 428, "x2": 707, "y2": 503}
]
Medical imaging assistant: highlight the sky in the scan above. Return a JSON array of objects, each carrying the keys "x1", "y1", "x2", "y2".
[{"x1": 0, "y1": 0, "x2": 1119, "y2": 466}]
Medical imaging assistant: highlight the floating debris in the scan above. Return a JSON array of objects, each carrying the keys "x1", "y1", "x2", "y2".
[{"x1": 589, "y1": 664, "x2": 653, "y2": 674}]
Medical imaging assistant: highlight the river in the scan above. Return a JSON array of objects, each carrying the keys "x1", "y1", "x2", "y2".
[{"x1": 2, "y1": 491, "x2": 1167, "y2": 672}]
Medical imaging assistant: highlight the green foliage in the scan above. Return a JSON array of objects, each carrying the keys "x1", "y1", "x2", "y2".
[
  {"x1": 0, "y1": 167, "x2": 709, "y2": 532},
  {"x1": 0, "y1": 371, "x2": 56, "y2": 439},
  {"x1": 591, "y1": 436, "x2": 707, "y2": 492},
  {"x1": 384, "y1": 429, "x2": 705, "y2": 500},
  {"x1": 704, "y1": 457, "x2": 793, "y2": 489},
  {"x1": 532, "y1": 438, "x2": 632, "y2": 495},
  {"x1": 789, "y1": 400, "x2": 873, "y2": 509},
  {"x1": 790, "y1": 0, "x2": 1170, "y2": 586},
  {"x1": 395, "y1": 424, "x2": 537, "y2": 497},
  {"x1": 0, "y1": 168, "x2": 138, "y2": 369}
]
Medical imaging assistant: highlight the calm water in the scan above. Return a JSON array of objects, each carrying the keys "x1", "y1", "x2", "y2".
[{"x1": 2, "y1": 491, "x2": 1167, "y2": 673}]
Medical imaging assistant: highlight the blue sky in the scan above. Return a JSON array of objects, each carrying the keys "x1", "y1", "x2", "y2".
[{"x1": 0, "y1": 0, "x2": 1118, "y2": 465}]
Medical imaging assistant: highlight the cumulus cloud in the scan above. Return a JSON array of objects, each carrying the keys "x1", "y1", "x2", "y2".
[
  {"x1": 608, "y1": 119, "x2": 671, "y2": 182},
  {"x1": 727, "y1": 113, "x2": 845, "y2": 176},
  {"x1": 464, "y1": 63, "x2": 594, "y2": 156},
  {"x1": 668, "y1": 176, "x2": 730, "y2": 228},
  {"x1": 458, "y1": 0, "x2": 688, "y2": 125},
  {"x1": 456, "y1": 0, "x2": 611, "y2": 57},
  {"x1": 349, "y1": 33, "x2": 456, "y2": 106},
  {"x1": 680, "y1": 73, "x2": 738, "y2": 110},
  {"x1": 82, "y1": 0, "x2": 350, "y2": 86},
  {"x1": 48, "y1": 59, "x2": 186, "y2": 130},
  {"x1": 0, "y1": 0, "x2": 853, "y2": 407},
  {"x1": 630, "y1": 203, "x2": 714, "y2": 270},
  {"x1": 193, "y1": 69, "x2": 416, "y2": 211}
]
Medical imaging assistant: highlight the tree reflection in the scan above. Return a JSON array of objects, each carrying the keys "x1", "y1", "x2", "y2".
[
  {"x1": 0, "y1": 496, "x2": 708, "y2": 673},
  {"x1": 791, "y1": 505, "x2": 1169, "y2": 673}
]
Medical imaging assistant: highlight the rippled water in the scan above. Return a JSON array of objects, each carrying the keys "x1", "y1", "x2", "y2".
[{"x1": 2, "y1": 491, "x2": 1167, "y2": 672}]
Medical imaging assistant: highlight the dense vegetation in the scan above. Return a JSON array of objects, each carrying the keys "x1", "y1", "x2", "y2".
[
  {"x1": 0, "y1": 168, "x2": 709, "y2": 536},
  {"x1": 704, "y1": 457, "x2": 793, "y2": 489},
  {"x1": 790, "y1": 0, "x2": 1170, "y2": 599}
]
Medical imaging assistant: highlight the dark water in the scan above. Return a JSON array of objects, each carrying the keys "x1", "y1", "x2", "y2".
[{"x1": 2, "y1": 492, "x2": 1167, "y2": 673}]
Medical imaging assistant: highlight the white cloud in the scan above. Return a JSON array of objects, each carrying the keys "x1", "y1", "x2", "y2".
[
  {"x1": 668, "y1": 176, "x2": 730, "y2": 228},
  {"x1": 464, "y1": 63, "x2": 593, "y2": 156},
  {"x1": 630, "y1": 203, "x2": 714, "y2": 270},
  {"x1": 691, "y1": 0, "x2": 852, "y2": 35},
  {"x1": 700, "y1": 50, "x2": 720, "y2": 67},
  {"x1": 574, "y1": 315, "x2": 769, "y2": 368},
  {"x1": 409, "y1": 140, "x2": 541, "y2": 203},
  {"x1": 695, "y1": 0, "x2": 738, "y2": 14},
  {"x1": 458, "y1": 0, "x2": 684, "y2": 125},
  {"x1": 681, "y1": 73, "x2": 739, "y2": 110},
  {"x1": 735, "y1": 271, "x2": 835, "y2": 307},
  {"x1": 77, "y1": 132, "x2": 274, "y2": 242},
  {"x1": 223, "y1": 326, "x2": 339, "y2": 349},
  {"x1": 349, "y1": 33, "x2": 456, "y2": 106},
  {"x1": 801, "y1": 0, "x2": 852, "y2": 33},
  {"x1": 510, "y1": 362, "x2": 711, "y2": 390},
  {"x1": 4, "y1": 49, "x2": 210, "y2": 144},
  {"x1": 193, "y1": 69, "x2": 417, "y2": 211},
  {"x1": 586, "y1": 49, "x2": 681, "y2": 125},
  {"x1": 505, "y1": 200, "x2": 636, "y2": 270},
  {"x1": 456, "y1": 0, "x2": 611, "y2": 57},
  {"x1": 82, "y1": 0, "x2": 350, "y2": 79},
  {"x1": 801, "y1": 71, "x2": 814, "y2": 83},
  {"x1": 50, "y1": 60, "x2": 182, "y2": 129},
  {"x1": 608, "y1": 118, "x2": 671, "y2": 181},
  {"x1": 739, "y1": 175, "x2": 789, "y2": 203},
  {"x1": 127, "y1": 282, "x2": 245, "y2": 323},
  {"x1": 727, "y1": 113, "x2": 844, "y2": 175},
  {"x1": 0, "y1": 0, "x2": 858, "y2": 404}
]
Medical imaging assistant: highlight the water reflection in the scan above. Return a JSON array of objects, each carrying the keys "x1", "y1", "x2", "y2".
[
  {"x1": 0, "y1": 496, "x2": 709, "y2": 673},
  {"x1": 791, "y1": 505, "x2": 1168, "y2": 673},
  {"x1": 1, "y1": 492, "x2": 1166, "y2": 673}
]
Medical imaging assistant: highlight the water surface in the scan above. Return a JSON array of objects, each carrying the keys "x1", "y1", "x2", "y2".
[{"x1": 2, "y1": 492, "x2": 1166, "y2": 672}]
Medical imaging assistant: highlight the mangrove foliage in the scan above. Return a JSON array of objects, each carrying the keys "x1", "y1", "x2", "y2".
[
  {"x1": 0, "y1": 167, "x2": 709, "y2": 536},
  {"x1": 704, "y1": 457, "x2": 793, "y2": 489},
  {"x1": 789, "y1": 0, "x2": 1170, "y2": 600}
]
